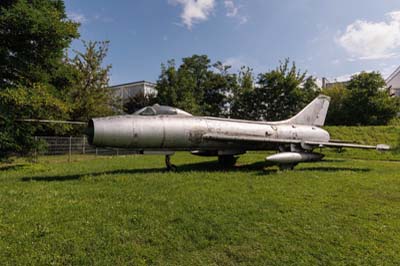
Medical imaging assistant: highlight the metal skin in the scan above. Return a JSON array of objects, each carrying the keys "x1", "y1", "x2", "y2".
[
  {"x1": 87, "y1": 95, "x2": 389, "y2": 170},
  {"x1": 89, "y1": 116, "x2": 329, "y2": 152}
]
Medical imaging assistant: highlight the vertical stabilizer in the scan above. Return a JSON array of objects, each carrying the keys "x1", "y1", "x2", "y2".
[{"x1": 279, "y1": 95, "x2": 330, "y2": 126}]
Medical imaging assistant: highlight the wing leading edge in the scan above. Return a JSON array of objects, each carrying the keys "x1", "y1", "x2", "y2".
[{"x1": 202, "y1": 133, "x2": 390, "y2": 151}]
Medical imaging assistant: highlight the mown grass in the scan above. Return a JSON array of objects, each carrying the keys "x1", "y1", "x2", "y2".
[
  {"x1": 1, "y1": 151, "x2": 400, "y2": 265},
  {"x1": 323, "y1": 126, "x2": 400, "y2": 161}
]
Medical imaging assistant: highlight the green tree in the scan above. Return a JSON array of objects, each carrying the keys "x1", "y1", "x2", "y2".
[
  {"x1": 156, "y1": 60, "x2": 179, "y2": 108},
  {"x1": 230, "y1": 66, "x2": 256, "y2": 119},
  {"x1": 323, "y1": 72, "x2": 398, "y2": 125},
  {"x1": 123, "y1": 92, "x2": 158, "y2": 114},
  {"x1": 68, "y1": 40, "x2": 116, "y2": 122},
  {"x1": 344, "y1": 72, "x2": 397, "y2": 125},
  {"x1": 202, "y1": 62, "x2": 237, "y2": 117},
  {"x1": 156, "y1": 55, "x2": 233, "y2": 116},
  {"x1": 322, "y1": 84, "x2": 349, "y2": 125},
  {"x1": 0, "y1": 0, "x2": 79, "y2": 158},
  {"x1": 255, "y1": 59, "x2": 308, "y2": 121},
  {"x1": 298, "y1": 76, "x2": 320, "y2": 107},
  {"x1": 0, "y1": 84, "x2": 69, "y2": 158},
  {"x1": 0, "y1": 0, "x2": 79, "y2": 87}
]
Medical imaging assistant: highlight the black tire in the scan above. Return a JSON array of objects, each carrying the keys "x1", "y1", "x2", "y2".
[
  {"x1": 279, "y1": 163, "x2": 297, "y2": 171},
  {"x1": 218, "y1": 155, "x2": 237, "y2": 167},
  {"x1": 167, "y1": 164, "x2": 177, "y2": 172}
]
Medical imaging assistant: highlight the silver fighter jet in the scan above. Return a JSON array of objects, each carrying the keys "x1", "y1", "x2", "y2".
[{"x1": 87, "y1": 95, "x2": 389, "y2": 170}]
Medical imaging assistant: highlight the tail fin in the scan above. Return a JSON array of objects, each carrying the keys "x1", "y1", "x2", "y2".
[{"x1": 280, "y1": 95, "x2": 330, "y2": 126}]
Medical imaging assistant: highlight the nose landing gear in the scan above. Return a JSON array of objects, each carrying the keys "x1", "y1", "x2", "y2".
[{"x1": 165, "y1": 154, "x2": 177, "y2": 171}]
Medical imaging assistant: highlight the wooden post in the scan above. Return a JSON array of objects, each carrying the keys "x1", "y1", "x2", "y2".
[
  {"x1": 34, "y1": 136, "x2": 38, "y2": 163},
  {"x1": 68, "y1": 136, "x2": 72, "y2": 162},
  {"x1": 82, "y1": 136, "x2": 85, "y2": 154}
]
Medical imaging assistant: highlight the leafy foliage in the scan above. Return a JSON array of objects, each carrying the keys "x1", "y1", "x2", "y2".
[
  {"x1": 255, "y1": 59, "x2": 307, "y2": 121},
  {"x1": 123, "y1": 92, "x2": 158, "y2": 114},
  {"x1": 322, "y1": 84, "x2": 349, "y2": 125},
  {"x1": 0, "y1": 0, "x2": 79, "y2": 158},
  {"x1": 156, "y1": 55, "x2": 236, "y2": 116},
  {"x1": 0, "y1": 0, "x2": 79, "y2": 87},
  {"x1": 67, "y1": 40, "x2": 116, "y2": 121},
  {"x1": 230, "y1": 66, "x2": 256, "y2": 119},
  {"x1": 323, "y1": 72, "x2": 398, "y2": 125},
  {"x1": 231, "y1": 59, "x2": 319, "y2": 121},
  {"x1": 0, "y1": 84, "x2": 69, "y2": 158}
]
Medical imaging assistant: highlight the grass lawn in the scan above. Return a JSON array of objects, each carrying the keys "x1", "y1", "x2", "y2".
[{"x1": 1, "y1": 152, "x2": 400, "y2": 265}]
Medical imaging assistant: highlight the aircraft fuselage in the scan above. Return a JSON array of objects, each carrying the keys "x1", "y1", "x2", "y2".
[{"x1": 88, "y1": 115, "x2": 330, "y2": 152}]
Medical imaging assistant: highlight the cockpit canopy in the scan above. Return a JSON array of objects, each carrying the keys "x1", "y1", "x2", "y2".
[{"x1": 134, "y1": 104, "x2": 192, "y2": 116}]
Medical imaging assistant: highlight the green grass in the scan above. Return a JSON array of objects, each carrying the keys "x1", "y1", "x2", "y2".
[
  {"x1": 323, "y1": 126, "x2": 400, "y2": 161},
  {"x1": 1, "y1": 152, "x2": 400, "y2": 265},
  {"x1": 325, "y1": 126, "x2": 400, "y2": 147}
]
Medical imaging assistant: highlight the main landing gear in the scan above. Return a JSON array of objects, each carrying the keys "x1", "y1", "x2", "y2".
[
  {"x1": 218, "y1": 155, "x2": 237, "y2": 167},
  {"x1": 278, "y1": 163, "x2": 298, "y2": 171},
  {"x1": 165, "y1": 154, "x2": 177, "y2": 171}
]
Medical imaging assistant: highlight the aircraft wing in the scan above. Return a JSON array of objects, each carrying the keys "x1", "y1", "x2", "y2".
[
  {"x1": 305, "y1": 141, "x2": 390, "y2": 151},
  {"x1": 202, "y1": 133, "x2": 390, "y2": 151},
  {"x1": 202, "y1": 133, "x2": 302, "y2": 144}
]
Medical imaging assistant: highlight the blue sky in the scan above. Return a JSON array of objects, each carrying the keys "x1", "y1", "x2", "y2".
[{"x1": 65, "y1": 0, "x2": 400, "y2": 85}]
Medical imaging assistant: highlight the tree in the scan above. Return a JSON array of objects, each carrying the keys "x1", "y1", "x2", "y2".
[
  {"x1": 344, "y1": 72, "x2": 397, "y2": 125},
  {"x1": 156, "y1": 60, "x2": 179, "y2": 108},
  {"x1": 123, "y1": 92, "x2": 158, "y2": 114},
  {"x1": 0, "y1": 84, "x2": 69, "y2": 158},
  {"x1": 0, "y1": 0, "x2": 79, "y2": 158},
  {"x1": 0, "y1": 0, "x2": 79, "y2": 88},
  {"x1": 156, "y1": 55, "x2": 233, "y2": 116},
  {"x1": 230, "y1": 66, "x2": 256, "y2": 119},
  {"x1": 323, "y1": 72, "x2": 398, "y2": 126},
  {"x1": 202, "y1": 62, "x2": 237, "y2": 117},
  {"x1": 255, "y1": 59, "x2": 308, "y2": 121},
  {"x1": 298, "y1": 76, "x2": 320, "y2": 107},
  {"x1": 322, "y1": 84, "x2": 349, "y2": 125},
  {"x1": 67, "y1": 40, "x2": 116, "y2": 122}
]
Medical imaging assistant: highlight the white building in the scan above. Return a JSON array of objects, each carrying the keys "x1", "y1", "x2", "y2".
[
  {"x1": 386, "y1": 67, "x2": 400, "y2": 97},
  {"x1": 110, "y1": 80, "x2": 157, "y2": 102}
]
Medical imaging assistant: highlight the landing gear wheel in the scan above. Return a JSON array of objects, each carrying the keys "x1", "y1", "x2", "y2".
[
  {"x1": 218, "y1": 155, "x2": 237, "y2": 167},
  {"x1": 279, "y1": 163, "x2": 298, "y2": 171},
  {"x1": 165, "y1": 155, "x2": 177, "y2": 171}
]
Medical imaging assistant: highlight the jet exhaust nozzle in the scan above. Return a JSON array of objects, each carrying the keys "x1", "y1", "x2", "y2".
[
  {"x1": 87, "y1": 119, "x2": 95, "y2": 146},
  {"x1": 266, "y1": 152, "x2": 324, "y2": 164}
]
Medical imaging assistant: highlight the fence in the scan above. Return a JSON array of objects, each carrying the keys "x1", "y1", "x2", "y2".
[{"x1": 34, "y1": 136, "x2": 138, "y2": 161}]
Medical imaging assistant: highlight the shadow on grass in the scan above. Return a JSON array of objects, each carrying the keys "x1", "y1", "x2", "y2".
[
  {"x1": 0, "y1": 164, "x2": 25, "y2": 172},
  {"x1": 298, "y1": 166, "x2": 370, "y2": 172},
  {"x1": 20, "y1": 160, "x2": 370, "y2": 182}
]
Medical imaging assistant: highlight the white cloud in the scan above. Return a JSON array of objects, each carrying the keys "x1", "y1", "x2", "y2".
[
  {"x1": 337, "y1": 11, "x2": 400, "y2": 60},
  {"x1": 224, "y1": 0, "x2": 238, "y2": 17},
  {"x1": 224, "y1": 0, "x2": 248, "y2": 25},
  {"x1": 223, "y1": 57, "x2": 245, "y2": 70},
  {"x1": 169, "y1": 0, "x2": 215, "y2": 29},
  {"x1": 68, "y1": 11, "x2": 87, "y2": 24}
]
